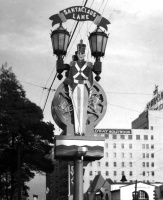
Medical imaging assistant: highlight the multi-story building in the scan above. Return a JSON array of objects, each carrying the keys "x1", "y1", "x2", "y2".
[{"x1": 84, "y1": 88, "x2": 163, "y2": 192}]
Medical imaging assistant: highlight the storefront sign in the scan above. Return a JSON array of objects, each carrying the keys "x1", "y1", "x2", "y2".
[
  {"x1": 60, "y1": 6, "x2": 98, "y2": 21},
  {"x1": 49, "y1": 6, "x2": 110, "y2": 31},
  {"x1": 69, "y1": 165, "x2": 74, "y2": 195},
  {"x1": 95, "y1": 129, "x2": 131, "y2": 134}
]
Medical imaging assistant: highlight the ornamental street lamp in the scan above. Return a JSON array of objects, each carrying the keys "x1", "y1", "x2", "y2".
[
  {"x1": 88, "y1": 26, "x2": 109, "y2": 81},
  {"x1": 51, "y1": 24, "x2": 70, "y2": 80},
  {"x1": 49, "y1": 6, "x2": 110, "y2": 200}
]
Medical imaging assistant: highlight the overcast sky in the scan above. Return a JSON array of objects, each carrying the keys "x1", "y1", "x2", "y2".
[{"x1": 1, "y1": 0, "x2": 163, "y2": 199}]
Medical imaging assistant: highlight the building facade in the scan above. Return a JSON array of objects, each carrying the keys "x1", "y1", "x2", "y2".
[
  {"x1": 86, "y1": 174, "x2": 162, "y2": 200},
  {"x1": 84, "y1": 109, "x2": 163, "y2": 192}
]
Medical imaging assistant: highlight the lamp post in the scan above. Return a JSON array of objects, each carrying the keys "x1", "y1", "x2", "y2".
[
  {"x1": 132, "y1": 180, "x2": 139, "y2": 200},
  {"x1": 49, "y1": 7, "x2": 109, "y2": 200},
  {"x1": 88, "y1": 26, "x2": 109, "y2": 81},
  {"x1": 50, "y1": 24, "x2": 70, "y2": 80}
]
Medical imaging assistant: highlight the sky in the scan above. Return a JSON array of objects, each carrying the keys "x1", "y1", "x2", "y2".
[{"x1": 1, "y1": 0, "x2": 163, "y2": 199}]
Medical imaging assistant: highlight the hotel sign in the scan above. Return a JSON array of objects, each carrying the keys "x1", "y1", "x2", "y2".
[
  {"x1": 49, "y1": 6, "x2": 110, "y2": 31},
  {"x1": 95, "y1": 129, "x2": 132, "y2": 134},
  {"x1": 146, "y1": 90, "x2": 163, "y2": 111}
]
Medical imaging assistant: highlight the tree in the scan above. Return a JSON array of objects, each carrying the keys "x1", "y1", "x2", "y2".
[{"x1": 0, "y1": 63, "x2": 54, "y2": 200}]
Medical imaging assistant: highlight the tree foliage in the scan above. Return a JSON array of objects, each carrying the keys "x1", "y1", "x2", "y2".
[{"x1": 0, "y1": 63, "x2": 54, "y2": 199}]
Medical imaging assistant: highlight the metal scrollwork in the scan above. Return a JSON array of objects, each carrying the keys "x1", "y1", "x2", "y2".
[{"x1": 51, "y1": 81, "x2": 107, "y2": 134}]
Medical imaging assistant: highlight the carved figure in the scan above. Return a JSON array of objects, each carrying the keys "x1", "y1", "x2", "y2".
[{"x1": 65, "y1": 40, "x2": 93, "y2": 136}]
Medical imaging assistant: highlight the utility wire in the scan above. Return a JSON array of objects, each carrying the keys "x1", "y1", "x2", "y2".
[
  {"x1": 66, "y1": 22, "x2": 85, "y2": 57},
  {"x1": 101, "y1": 0, "x2": 109, "y2": 15},
  {"x1": 107, "y1": 102, "x2": 163, "y2": 120},
  {"x1": 20, "y1": 80, "x2": 48, "y2": 90},
  {"x1": 67, "y1": 0, "x2": 88, "y2": 49},
  {"x1": 66, "y1": 0, "x2": 91, "y2": 59},
  {"x1": 42, "y1": 73, "x2": 57, "y2": 112},
  {"x1": 68, "y1": 0, "x2": 87, "y2": 41},
  {"x1": 21, "y1": 79, "x2": 163, "y2": 120},
  {"x1": 20, "y1": 80, "x2": 55, "y2": 91},
  {"x1": 105, "y1": 92, "x2": 152, "y2": 95},
  {"x1": 20, "y1": 80, "x2": 153, "y2": 96},
  {"x1": 20, "y1": 80, "x2": 152, "y2": 96},
  {"x1": 39, "y1": 89, "x2": 45, "y2": 106},
  {"x1": 66, "y1": 0, "x2": 103, "y2": 59},
  {"x1": 38, "y1": 66, "x2": 56, "y2": 106},
  {"x1": 83, "y1": 0, "x2": 105, "y2": 40}
]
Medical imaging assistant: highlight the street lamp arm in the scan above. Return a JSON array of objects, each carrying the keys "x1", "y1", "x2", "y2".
[{"x1": 93, "y1": 61, "x2": 102, "y2": 82}]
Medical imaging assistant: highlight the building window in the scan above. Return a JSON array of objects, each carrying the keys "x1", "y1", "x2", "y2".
[
  {"x1": 114, "y1": 162, "x2": 117, "y2": 167},
  {"x1": 122, "y1": 162, "x2": 125, "y2": 167},
  {"x1": 146, "y1": 144, "x2": 149, "y2": 149},
  {"x1": 106, "y1": 171, "x2": 109, "y2": 176},
  {"x1": 151, "y1": 153, "x2": 154, "y2": 158},
  {"x1": 129, "y1": 171, "x2": 133, "y2": 176},
  {"x1": 121, "y1": 171, "x2": 124, "y2": 175},
  {"x1": 146, "y1": 162, "x2": 149, "y2": 167},
  {"x1": 129, "y1": 153, "x2": 132, "y2": 158},
  {"x1": 121, "y1": 135, "x2": 125, "y2": 139},
  {"x1": 114, "y1": 152, "x2": 117, "y2": 158},
  {"x1": 105, "y1": 162, "x2": 109, "y2": 167},
  {"x1": 144, "y1": 135, "x2": 148, "y2": 140},
  {"x1": 151, "y1": 171, "x2": 155, "y2": 176},
  {"x1": 142, "y1": 144, "x2": 145, "y2": 149},
  {"x1": 142, "y1": 153, "x2": 145, "y2": 158},
  {"x1": 142, "y1": 162, "x2": 145, "y2": 167},
  {"x1": 142, "y1": 171, "x2": 145, "y2": 176},
  {"x1": 151, "y1": 144, "x2": 154, "y2": 149},
  {"x1": 146, "y1": 153, "x2": 149, "y2": 158},
  {"x1": 151, "y1": 162, "x2": 154, "y2": 167},
  {"x1": 113, "y1": 143, "x2": 116, "y2": 149},
  {"x1": 113, "y1": 135, "x2": 117, "y2": 139},
  {"x1": 121, "y1": 144, "x2": 124, "y2": 149},
  {"x1": 106, "y1": 152, "x2": 108, "y2": 157},
  {"x1": 105, "y1": 143, "x2": 108, "y2": 148},
  {"x1": 128, "y1": 135, "x2": 132, "y2": 140},
  {"x1": 151, "y1": 126, "x2": 154, "y2": 130},
  {"x1": 122, "y1": 153, "x2": 124, "y2": 158},
  {"x1": 98, "y1": 162, "x2": 100, "y2": 167},
  {"x1": 89, "y1": 171, "x2": 92, "y2": 176},
  {"x1": 105, "y1": 134, "x2": 109, "y2": 138},
  {"x1": 129, "y1": 162, "x2": 132, "y2": 167},
  {"x1": 129, "y1": 144, "x2": 132, "y2": 149},
  {"x1": 151, "y1": 135, "x2": 154, "y2": 140},
  {"x1": 98, "y1": 171, "x2": 101, "y2": 175},
  {"x1": 114, "y1": 171, "x2": 117, "y2": 176},
  {"x1": 139, "y1": 191, "x2": 147, "y2": 199},
  {"x1": 136, "y1": 135, "x2": 140, "y2": 140}
]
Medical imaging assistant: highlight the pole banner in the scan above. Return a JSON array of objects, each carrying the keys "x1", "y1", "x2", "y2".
[{"x1": 49, "y1": 6, "x2": 110, "y2": 31}]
